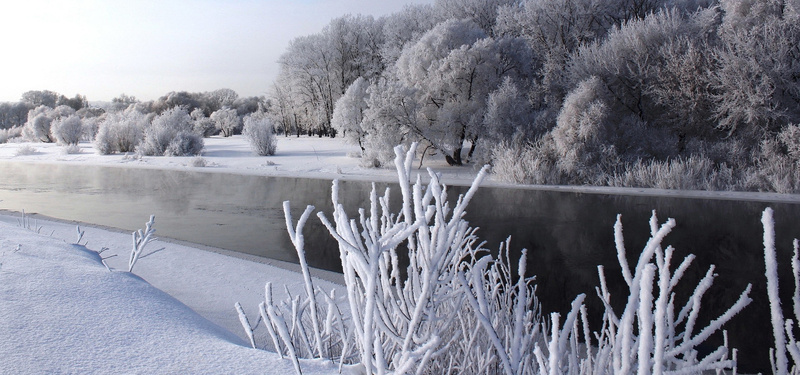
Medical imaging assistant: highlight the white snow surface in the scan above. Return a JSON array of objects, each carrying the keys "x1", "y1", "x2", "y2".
[
  {"x1": 0, "y1": 135, "x2": 481, "y2": 186},
  {"x1": 0, "y1": 215, "x2": 350, "y2": 374}
]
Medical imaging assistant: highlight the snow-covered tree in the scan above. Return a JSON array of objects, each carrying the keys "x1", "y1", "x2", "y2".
[
  {"x1": 210, "y1": 107, "x2": 240, "y2": 137},
  {"x1": 51, "y1": 114, "x2": 83, "y2": 145},
  {"x1": 390, "y1": 19, "x2": 531, "y2": 165},
  {"x1": 22, "y1": 106, "x2": 55, "y2": 143},
  {"x1": 332, "y1": 77, "x2": 370, "y2": 152},
  {"x1": 191, "y1": 108, "x2": 216, "y2": 137}
]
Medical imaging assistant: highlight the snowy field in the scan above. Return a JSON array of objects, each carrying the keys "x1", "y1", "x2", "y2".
[
  {"x1": 0, "y1": 212, "x2": 355, "y2": 374},
  {"x1": 0, "y1": 135, "x2": 483, "y2": 186}
]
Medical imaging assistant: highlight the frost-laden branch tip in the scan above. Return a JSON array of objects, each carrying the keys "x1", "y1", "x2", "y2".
[
  {"x1": 594, "y1": 211, "x2": 751, "y2": 375},
  {"x1": 762, "y1": 207, "x2": 800, "y2": 374},
  {"x1": 128, "y1": 215, "x2": 156, "y2": 273}
]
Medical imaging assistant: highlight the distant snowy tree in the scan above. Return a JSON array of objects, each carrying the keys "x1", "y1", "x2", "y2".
[
  {"x1": 22, "y1": 106, "x2": 55, "y2": 143},
  {"x1": 210, "y1": 107, "x2": 240, "y2": 137},
  {"x1": 391, "y1": 19, "x2": 531, "y2": 165},
  {"x1": 332, "y1": 77, "x2": 370, "y2": 152},
  {"x1": 20, "y1": 90, "x2": 63, "y2": 108},
  {"x1": 51, "y1": 115, "x2": 83, "y2": 145},
  {"x1": 191, "y1": 108, "x2": 216, "y2": 137},
  {"x1": 380, "y1": 4, "x2": 442, "y2": 65},
  {"x1": 360, "y1": 78, "x2": 418, "y2": 167}
]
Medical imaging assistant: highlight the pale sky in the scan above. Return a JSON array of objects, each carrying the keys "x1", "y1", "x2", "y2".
[{"x1": 0, "y1": 0, "x2": 433, "y2": 102}]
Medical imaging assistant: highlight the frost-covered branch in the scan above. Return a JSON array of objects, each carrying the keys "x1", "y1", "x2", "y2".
[{"x1": 128, "y1": 215, "x2": 156, "y2": 273}]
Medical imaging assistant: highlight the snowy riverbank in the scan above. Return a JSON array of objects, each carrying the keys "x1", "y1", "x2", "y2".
[{"x1": 0, "y1": 212, "x2": 351, "y2": 374}]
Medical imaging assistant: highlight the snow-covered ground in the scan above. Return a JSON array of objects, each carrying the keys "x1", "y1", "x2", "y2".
[
  {"x1": 0, "y1": 135, "x2": 483, "y2": 186},
  {"x1": 0, "y1": 212, "x2": 353, "y2": 374}
]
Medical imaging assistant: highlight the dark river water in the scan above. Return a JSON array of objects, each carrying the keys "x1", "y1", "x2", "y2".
[{"x1": 0, "y1": 161, "x2": 798, "y2": 372}]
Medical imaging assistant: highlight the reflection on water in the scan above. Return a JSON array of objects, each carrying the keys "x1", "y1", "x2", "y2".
[{"x1": 0, "y1": 161, "x2": 798, "y2": 372}]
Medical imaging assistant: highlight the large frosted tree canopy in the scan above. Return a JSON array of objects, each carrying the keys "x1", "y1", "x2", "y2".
[{"x1": 269, "y1": 0, "x2": 800, "y2": 193}]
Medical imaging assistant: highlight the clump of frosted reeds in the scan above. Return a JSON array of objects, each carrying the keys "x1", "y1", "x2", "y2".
[{"x1": 239, "y1": 143, "x2": 753, "y2": 375}]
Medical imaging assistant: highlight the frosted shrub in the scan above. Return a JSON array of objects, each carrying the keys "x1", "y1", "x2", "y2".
[
  {"x1": 128, "y1": 215, "x2": 156, "y2": 273},
  {"x1": 61, "y1": 144, "x2": 81, "y2": 155},
  {"x1": 235, "y1": 203, "x2": 356, "y2": 373},
  {"x1": 0, "y1": 127, "x2": 22, "y2": 144},
  {"x1": 80, "y1": 116, "x2": 100, "y2": 142},
  {"x1": 491, "y1": 140, "x2": 565, "y2": 185},
  {"x1": 245, "y1": 143, "x2": 755, "y2": 374},
  {"x1": 551, "y1": 76, "x2": 615, "y2": 180},
  {"x1": 51, "y1": 115, "x2": 83, "y2": 145},
  {"x1": 191, "y1": 108, "x2": 216, "y2": 137},
  {"x1": 584, "y1": 211, "x2": 751, "y2": 374},
  {"x1": 138, "y1": 107, "x2": 201, "y2": 156},
  {"x1": 608, "y1": 156, "x2": 736, "y2": 191},
  {"x1": 316, "y1": 143, "x2": 502, "y2": 373},
  {"x1": 94, "y1": 109, "x2": 146, "y2": 155},
  {"x1": 190, "y1": 156, "x2": 207, "y2": 167},
  {"x1": 14, "y1": 144, "x2": 37, "y2": 156},
  {"x1": 242, "y1": 114, "x2": 277, "y2": 156},
  {"x1": 744, "y1": 139, "x2": 800, "y2": 193},
  {"x1": 165, "y1": 131, "x2": 204, "y2": 157}
]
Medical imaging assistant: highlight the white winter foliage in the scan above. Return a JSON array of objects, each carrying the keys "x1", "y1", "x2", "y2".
[
  {"x1": 51, "y1": 115, "x2": 83, "y2": 145},
  {"x1": 244, "y1": 143, "x2": 752, "y2": 374},
  {"x1": 210, "y1": 107, "x2": 240, "y2": 137},
  {"x1": 332, "y1": 77, "x2": 370, "y2": 152},
  {"x1": 242, "y1": 113, "x2": 278, "y2": 156},
  {"x1": 94, "y1": 108, "x2": 147, "y2": 155},
  {"x1": 139, "y1": 107, "x2": 203, "y2": 157}
]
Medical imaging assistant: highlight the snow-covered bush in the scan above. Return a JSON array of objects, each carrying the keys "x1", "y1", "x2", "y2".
[
  {"x1": 80, "y1": 116, "x2": 100, "y2": 142},
  {"x1": 165, "y1": 131, "x2": 204, "y2": 157},
  {"x1": 242, "y1": 113, "x2": 277, "y2": 156},
  {"x1": 0, "y1": 127, "x2": 22, "y2": 144},
  {"x1": 235, "y1": 203, "x2": 356, "y2": 373},
  {"x1": 744, "y1": 138, "x2": 800, "y2": 194},
  {"x1": 235, "y1": 142, "x2": 761, "y2": 374},
  {"x1": 191, "y1": 108, "x2": 216, "y2": 137},
  {"x1": 139, "y1": 107, "x2": 202, "y2": 156},
  {"x1": 551, "y1": 76, "x2": 617, "y2": 179},
  {"x1": 94, "y1": 109, "x2": 147, "y2": 155},
  {"x1": 14, "y1": 144, "x2": 37, "y2": 156},
  {"x1": 608, "y1": 156, "x2": 736, "y2": 191},
  {"x1": 51, "y1": 115, "x2": 83, "y2": 145},
  {"x1": 61, "y1": 144, "x2": 81, "y2": 155}
]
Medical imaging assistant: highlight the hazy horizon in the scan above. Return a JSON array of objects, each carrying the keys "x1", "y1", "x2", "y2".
[{"x1": 0, "y1": 0, "x2": 432, "y2": 103}]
